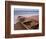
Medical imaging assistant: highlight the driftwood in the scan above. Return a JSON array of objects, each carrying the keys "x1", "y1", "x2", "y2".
[
  {"x1": 20, "y1": 22, "x2": 30, "y2": 30},
  {"x1": 20, "y1": 19, "x2": 39, "y2": 30},
  {"x1": 14, "y1": 16, "x2": 39, "y2": 30}
]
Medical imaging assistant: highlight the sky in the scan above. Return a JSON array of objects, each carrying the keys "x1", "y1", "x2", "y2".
[
  {"x1": 14, "y1": 8, "x2": 39, "y2": 16},
  {"x1": 14, "y1": 8, "x2": 39, "y2": 24}
]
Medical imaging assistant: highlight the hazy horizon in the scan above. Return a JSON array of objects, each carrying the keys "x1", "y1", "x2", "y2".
[
  {"x1": 14, "y1": 8, "x2": 39, "y2": 24},
  {"x1": 14, "y1": 8, "x2": 39, "y2": 15}
]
